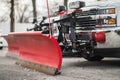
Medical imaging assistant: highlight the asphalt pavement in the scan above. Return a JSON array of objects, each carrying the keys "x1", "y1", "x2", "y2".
[{"x1": 0, "y1": 47, "x2": 120, "y2": 80}]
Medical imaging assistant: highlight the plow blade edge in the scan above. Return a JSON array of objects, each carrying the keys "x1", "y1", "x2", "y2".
[
  {"x1": 3, "y1": 32, "x2": 62, "y2": 75},
  {"x1": 3, "y1": 35, "x2": 19, "y2": 53}
]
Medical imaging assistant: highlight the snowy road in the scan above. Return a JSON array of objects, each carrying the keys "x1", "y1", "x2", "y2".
[{"x1": 0, "y1": 47, "x2": 120, "y2": 80}]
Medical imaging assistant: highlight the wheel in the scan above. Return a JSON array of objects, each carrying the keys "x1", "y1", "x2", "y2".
[
  {"x1": 83, "y1": 53, "x2": 104, "y2": 61},
  {"x1": 82, "y1": 43, "x2": 104, "y2": 61},
  {"x1": 0, "y1": 47, "x2": 3, "y2": 49}
]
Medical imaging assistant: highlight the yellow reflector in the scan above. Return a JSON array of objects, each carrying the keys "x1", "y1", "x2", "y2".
[
  {"x1": 108, "y1": 19, "x2": 116, "y2": 24},
  {"x1": 108, "y1": 8, "x2": 115, "y2": 14}
]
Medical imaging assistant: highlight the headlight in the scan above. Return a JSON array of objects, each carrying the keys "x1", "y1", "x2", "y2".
[
  {"x1": 97, "y1": 18, "x2": 116, "y2": 25},
  {"x1": 108, "y1": 18, "x2": 116, "y2": 24},
  {"x1": 99, "y1": 8, "x2": 115, "y2": 14},
  {"x1": 107, "y1": 8, "x2": 115, "y2": 14}
]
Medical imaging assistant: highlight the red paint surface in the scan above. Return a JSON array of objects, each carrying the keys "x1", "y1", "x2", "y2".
[
  {"x1": 3, "y1": 35, "x2": 19, "y2": 53},
  {"x1": 95, "y1": 32, "x2": 106, "y2": 43},
  {"x1": 73, "y1": 9, "x2": 82, "y2": 12},
  {"x1": 57, "y1": 11, "x2": 68, "y2": 16},
  {"x1": 4, "y1": 32, "x2": 62, "y2": 69}
]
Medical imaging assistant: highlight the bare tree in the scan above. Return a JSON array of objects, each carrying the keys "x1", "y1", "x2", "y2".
[
  {"x1": 32, "y1": 0, "x2": 37, "y2": 23},
  {"x1": 64, "y1": 0, "x2": 68, "y2": 10},
  {"x1": 1, "y1": 0, "x2": 63, "y2": 23},
  {"x1": 1, "y1": 0, "x2": 32, "y2": 23},
  {"x1": 10, "y1": 0, "x2": 15, "y2": 32},
  {"x1": 16, "y1": 3, "x2": 30, "y2": 23},
  {"x1": 0, "y1": 16, "x2": 7, "y2": 22}
]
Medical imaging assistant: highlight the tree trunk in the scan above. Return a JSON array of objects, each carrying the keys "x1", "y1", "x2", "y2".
[
  {"x1": 32, "y1": 0, "x2": 37, "y2": 23},
  {"x1": 64, "y1": 0, "x2": 68, "y2": 10},
  {"x1": 10, "y1": 0, "x2": 15, "y2": 32}
]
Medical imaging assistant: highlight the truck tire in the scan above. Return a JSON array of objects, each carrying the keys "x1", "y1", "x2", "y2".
[
  {"x1": 0, "y1": 47, "x2": 3, "y2": 50},
  {"x1": 83, "y1": 54, "x2": 104, "y2": 61}
]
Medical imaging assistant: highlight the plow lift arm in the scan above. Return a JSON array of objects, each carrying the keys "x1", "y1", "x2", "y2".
[{"x1": 27, "y1": 16, "x2": 47, "y2": 31}]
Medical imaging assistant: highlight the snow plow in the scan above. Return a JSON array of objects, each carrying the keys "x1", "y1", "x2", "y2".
[
  {"x1": 3, "y1": 32, "x2": 62, "y2": 75},
  {"x1": 2, "y1": 0, "x2": 120, "y2": 75}
]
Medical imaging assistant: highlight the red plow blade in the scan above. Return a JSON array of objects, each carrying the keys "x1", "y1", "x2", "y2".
[
  {"x1": 3, "y1": 35, "x2": 19, "y2": 54},
  {"x1": 3, "y1": 32, "x2": 62, "y2": 75}
]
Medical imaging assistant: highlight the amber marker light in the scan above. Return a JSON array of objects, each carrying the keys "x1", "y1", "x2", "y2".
[
  {"x1": 108, "y1": 19, "x2": 116, "y2": 24},
  {"x1": 108, "y1": 8, "x2": 115, "y2": 14}
]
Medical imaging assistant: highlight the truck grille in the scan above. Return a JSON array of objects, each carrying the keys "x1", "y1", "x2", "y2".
[
  {"x1": 76, "y1": 17, "x2": 96, "y2": 27},
  {"x1": 75, "y1": 9, "x2": 97, "y2": 28}
]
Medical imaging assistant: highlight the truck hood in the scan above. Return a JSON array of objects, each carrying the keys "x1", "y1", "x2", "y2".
[{"x1": 82, "y1": 0, "x2": 120, "y2": 11}]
